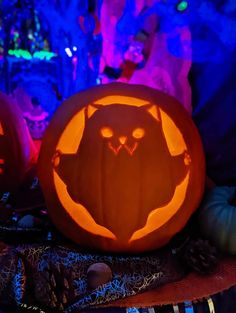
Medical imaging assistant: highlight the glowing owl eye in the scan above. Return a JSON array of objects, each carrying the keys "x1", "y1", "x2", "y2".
[
  {"x1": 132, "y1": 127, "x2": 145, "y2": 139},
  {"x1": 100, "y1": 127, "x2": 114, "y2": 138}
]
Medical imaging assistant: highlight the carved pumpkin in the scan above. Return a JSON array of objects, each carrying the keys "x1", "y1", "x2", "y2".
[
  {"x1": 0, "y1": 92, "x2": 32, "y2": 191},
  {"x1": 38, "y1": 83, "x2": 205, "y2": 253},
  {"x1": 199, "y1": 186, "x2": 236, "y2": 255}
]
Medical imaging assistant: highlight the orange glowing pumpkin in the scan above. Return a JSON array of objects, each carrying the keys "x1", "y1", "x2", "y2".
[
  {"x1": 38, "y1": 83, "x2": 205, "y2": 253},
  {"x1": 0, "y1": 92, "x2": 32, "y2": 191}
]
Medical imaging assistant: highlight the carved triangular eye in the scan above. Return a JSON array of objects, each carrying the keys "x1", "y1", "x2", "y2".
[{"x1": 100, "y1": 126, "x2": 113, "y2": 138}]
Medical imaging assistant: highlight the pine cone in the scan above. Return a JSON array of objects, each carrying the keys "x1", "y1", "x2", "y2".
[
  {"x1": 182, "y1": 238, "x2": 219, "y2": 274},
  {"x1": 34, "y1": 261, "x2": 76, "y2": 311}
]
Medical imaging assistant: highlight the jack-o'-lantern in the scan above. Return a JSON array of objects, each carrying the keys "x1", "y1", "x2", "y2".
[
  {"x1": 38, "y1": 83, "x2": 205, "y2": 253},
  {"x1": 0, "y1": 92, "x2": 32, "y2": 191}
]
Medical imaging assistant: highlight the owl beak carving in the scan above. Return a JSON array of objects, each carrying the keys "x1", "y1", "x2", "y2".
[
  {"x1": 107, "y1": 135, "x2": 127, "y2": 155},
  {"x1": 118, "y1": 136, "x2": 127, "y2": 145}
]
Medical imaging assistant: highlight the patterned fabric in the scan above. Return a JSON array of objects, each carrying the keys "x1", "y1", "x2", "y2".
[
  {"x1": 0, "y1": 244, "x2": 185, "y2": 312},
  {"x1": 73, "y1": 293, "x2": 236, "y2": 313}
]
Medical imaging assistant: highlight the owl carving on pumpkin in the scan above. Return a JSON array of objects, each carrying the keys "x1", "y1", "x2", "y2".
[
  {"x1": 53, "y1": 103, "x2": 190, "y2": 240},
  {"x1": 38, "y1": 83, "x2": 205, "y2": 253}
]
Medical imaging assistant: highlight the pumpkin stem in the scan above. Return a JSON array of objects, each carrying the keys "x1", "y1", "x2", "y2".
[{"x1": 228, "y1": 189, "x2": 236, "y2": 207}]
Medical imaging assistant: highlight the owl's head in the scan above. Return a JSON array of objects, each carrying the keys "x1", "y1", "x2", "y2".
[{"x1": 84, "y1": 103, "x2": 161, "y2": 156}]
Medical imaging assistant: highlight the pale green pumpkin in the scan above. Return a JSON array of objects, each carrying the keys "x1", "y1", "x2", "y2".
[{"x1": 199, "y1": 186, "x2": 236, "y2": 255}]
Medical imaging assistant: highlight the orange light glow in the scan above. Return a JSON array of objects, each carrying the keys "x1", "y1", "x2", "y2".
[
  {"x1": 160, "y1": 109, "x2": 187, "y2": 156},
  {"x1": 52, "y1": 151, "x2": 61, "y2": 167},
  {"x1": 94, "y1": 95, "x2": 149, "y2": 107},
  {"x1": 124, "y1": 142, "x2": 138, "y2": 155},
  {"x1": 53, "y1": 167, "x2": 189, "y2": 241},
  {"x1": 100, "y1": 126, "x2": 114, "y2": 138},
  {"x1": 56, "y1": 108, "x2": 85, "y2": 154},
  {"x1": 0, "y1": 159, "x2": 4, "y2": 175},
  {"x1": 54, "y1": 96, "x2": 190, "y2": 242},
  {"x1": 132, "y1": 128, "x2": 145, "y2": 139},
  {"x1": 147, "y1": 105, "x2": 160, "y2": 121},
  {"x1": 87, "y1": 105, "x2": 98, "y2": 118},
  {"x1": 56, "y1": 97, "x2": 186, "y2": 157},
  {"x1": 129, "y1": 171, "x2": 190, "y2": 242},
  {"x1": 53, "y1": 170, "x2": 116, "y2": 240},
  {"x1": 118, "y1": 136, "x2": 127, "y2": 144},
  {"x1": 0, "y1": 122, "x2": 4, "y2": 135},
  {"x1": 184, "y1": 152, "x2": 192, "y2": 165}
]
